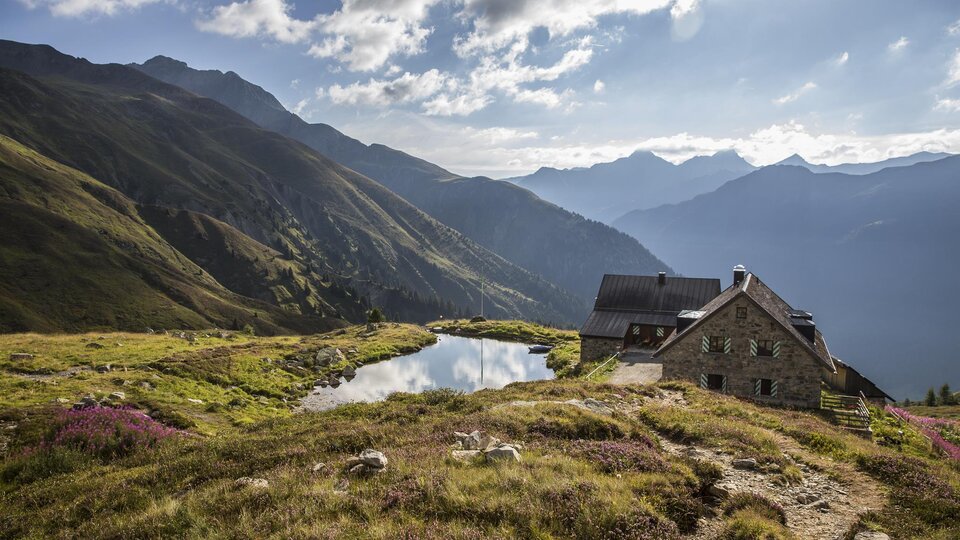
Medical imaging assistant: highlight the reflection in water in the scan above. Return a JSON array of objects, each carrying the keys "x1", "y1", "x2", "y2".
[{"x1": 300, "y1": 335, "x2": 553, "y2": 411}]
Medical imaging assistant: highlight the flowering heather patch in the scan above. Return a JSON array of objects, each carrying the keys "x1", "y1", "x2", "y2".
[
  {"x1": 569, "y1": 438, "x2": 669, "y2": 474},
  {"x1": 39, "y1": 406, "x2": 183, "y2": 459},
  {"x1": 886, "y1": 406, "x2": 960, "y2": 460}
]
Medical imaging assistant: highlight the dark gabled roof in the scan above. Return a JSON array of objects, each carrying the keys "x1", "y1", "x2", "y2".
[
  {"x1": 593, "y1": 274, "x2": 721, "y2": 312},
  {"x1": 580, "y1": 310, "x2": 678, "y2": 339},
  {"x1": 654, "y1": 273, "x2": 836, "y2": 372}
]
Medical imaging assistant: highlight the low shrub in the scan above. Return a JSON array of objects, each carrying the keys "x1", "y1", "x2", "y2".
[
  {"x1": 39, "y1": 406, "x2": 183, "y2": 460},
  {"x1": 722, "y1": 492, "x2": 787, "y2": 525},
  {"x1": 719, "y1": 509, "x2": 795, "y2": 540},
  {"x1": 569, "y1": 439, "x2": 668, "y2": 474}
]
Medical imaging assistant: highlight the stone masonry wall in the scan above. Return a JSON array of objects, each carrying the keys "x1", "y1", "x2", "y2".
[
  {"x1": 661, "y1": 297, "x2": 824, "y2": 408},
  {"x1": 580, "y1": 337, "x2": 622, "y2": 363}
]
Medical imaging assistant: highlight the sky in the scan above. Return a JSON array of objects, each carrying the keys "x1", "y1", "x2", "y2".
[{"x1": 4, "y1": 0, "x2": 960, "y2": 178}]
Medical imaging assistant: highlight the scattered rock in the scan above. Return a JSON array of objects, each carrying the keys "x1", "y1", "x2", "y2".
[
  {"x1": 813, "y1": 500, "x2": 831, "y2": 511},
  {"x1": 235, "y1": 477, "x2": 269, "y2": 489},
  {"x1": 312, "y1": 462, "x2": 326, "y2": 473},
  {"x1": 54, "y1": 397, "x2": 71, "y2": 404},
  {"x1": 95, "y1": 364, "x2": 111, "y2": 373},
  {"x1": 732, "y1": 458, "x2": 758, "y2": 470},
  {"x1": 86, "y1": 342, "x2": 105, "y2": 350},
  {"x1": 108, "y1": 391, "x2": 126, "y2": 401},
  {"x1": 359, "y1": 449, "x2": 388, "y2": 469},
  {"x1": 187, "y1": 398, "x2": 203, "y2": 404},
  {"x1": 458, "y1": 431, "x2": 483, "y2": 450},
  {"x1": 72, "y1": 396, "x2": 99, "y2": 410},
  {"x1": 451, "y1": 450, "x2": 482, "y2": 462},
  {"x1": 854, "y1": 533, "x2": 890, "y2": 540},
  {"x1": 478, "y1": 433, "x2": 500, "y2": 451},
  {"x1": 345, "y1": 456, "x2": 363, "y2": 469},
  {"x1": 708, "y1": 484, "x2": 730, "y2": 498},
  {"x1": 139, "y1": 381, "x2": 154, "y2": 391},
  {"x1": 342, "y1": 365, "x2": 357, "y2": 378},
  {"x1": 9, "y1": 353, "x2": 34, "y2": 360},
  {"x1": 485, "y1": 445, "x2": 521, "y2": 463},
  {"x1": 796, "y1": 493, "x2": 820, "y2": 504}
]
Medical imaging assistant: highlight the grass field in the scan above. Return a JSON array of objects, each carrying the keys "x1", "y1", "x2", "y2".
[{"x1": 0, "y1": 322, "x2": 958, "y2": 539}]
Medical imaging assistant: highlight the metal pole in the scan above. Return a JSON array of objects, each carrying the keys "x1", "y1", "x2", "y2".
[{"x1": 480, "y1": 277, "x2": 484, "y2": 318}]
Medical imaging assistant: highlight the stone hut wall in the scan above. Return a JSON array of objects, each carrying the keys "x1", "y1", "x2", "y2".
[
  {"x1": 660, "y1": 297, "x2": 823, "y2": 408},
  {"x1": 580, "y1": 337, "x2": 622, "y2": 363}
]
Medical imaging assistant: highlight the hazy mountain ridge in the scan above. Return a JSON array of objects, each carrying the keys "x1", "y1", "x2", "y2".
[
  {"x1": 773, "y1": 151, "x2": 953, "y2": 175},
  {"x1": 612, "y1": 160, "x2": 960, "y2": 396},
  {"x1": 133, "y1": 55, "x2": 671, "y2": 305},
  {"x1": 0, "y1": 40, "x2": 582, "y2": 330},
  {"x1": 507, "y1": 149, "x2": 757, "y2": 222}
]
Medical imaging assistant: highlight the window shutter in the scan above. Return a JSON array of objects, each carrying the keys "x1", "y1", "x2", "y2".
[
  {"x1": 721, "y1": 375, "x2": 728, "y2": 393},
  {"x1": 754, "y1": 379, "x2": 761, "y2": 396},
  {"x1": 771, "y1": 380, "x2": 779, "y2": 397},
  {"x1": 656, "y1": 326, "x2": 664, "y2": 337},
  {"x1": 699, "y1": 373, "x2": 708, "y2": 389},
  {"x1": 772, "y1": 341, "x2": 781, "y2": 358},
  {"x1": 724, "y1": 337, "x2": 732, "y2": 354},
  {"x1": 750, "y1": 339, "x2": 757, "y2": 356},
  {"x1": 701, "y1": 335, "x2": 709, "y2": 353}
]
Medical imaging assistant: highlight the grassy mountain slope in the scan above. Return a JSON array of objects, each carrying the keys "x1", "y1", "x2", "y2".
[
  {"x1": 613, "y1": 161, "x2": 960, "y2": 398},
  {"x1": 0, "y1": 135, "x2": 342, "y2": 334},
  {"x1": 0, "y1": 41, "x2": 582, "y2": 327},
  {"x1": 0, "y1": 327, "x2": 957, "y2": 538},
  {"x1": 132, "y1": 55, "x2": 670, "y2": 306}
]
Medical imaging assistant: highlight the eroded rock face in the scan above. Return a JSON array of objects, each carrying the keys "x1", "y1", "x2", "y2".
[{"x1": 314, "y1": 347, "x2": 344, "y2": 367}]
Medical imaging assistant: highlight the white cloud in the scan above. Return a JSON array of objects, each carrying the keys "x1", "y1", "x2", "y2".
[
  {"x1": 463, "y1": 126, "x2": 538, "y2": 144},
  {"x1": 888, "y1": 36, "x2": 909, "y2": 52},
  {"x1": 934, "y1": 97, "x2": 960, "y2": 112},
  {"x1": 773, "y1": 81, "x2": 817, "y2": 105},
  {"x1": 289, "y1": 78, "x2": 300, "y2": 89},
  {"x1": 453, "y1": 0, "x2": 677, "y2": 56},
  {"x1": 307, "y1": 0, "x2": 439, "y2": 71},
  {"x1": 593, "y1": 79, "x2": 605, "y2": 93},
  {"x1": 947, "y1": 49, "x2": 960, "y2": 87},
  {"x1": 195, "y1": 0, "x2": 315, "y2": 44},
  {"x1": 422, "y1": 93, "x2": 494, "y2": 116},
  {"x1": 196, "y1": 0, "x2": 438, "y2": 71},
  {"x1": 835, "y1": 51, "x2": 849, "y2": 66},
  {"x1": 948, "y1": 19, "x2": 960, "y2": 36},
  {"x1": 326, "y1": 69, "x2": 449, "y2": 107},
  {"x1": 19, "y1": 0, "x2": 165, "y2": 17},
  {"x1": 290, "y1": 97, "x2": 310, "y2": 115}
]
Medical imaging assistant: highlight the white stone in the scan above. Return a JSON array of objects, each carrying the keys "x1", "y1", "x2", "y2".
[
  {"x1": 485, "y1": 445, "x2": 521, "y2": 463},
  {"x1": 235, "y1": 477, "x2": 269, "y2": 489},
  {"x1": 359, "y1": 449, "x2": 388, "y2": 469},
  {"x1": 451, "y1": 450, "x2": 482, "y2": 462}
]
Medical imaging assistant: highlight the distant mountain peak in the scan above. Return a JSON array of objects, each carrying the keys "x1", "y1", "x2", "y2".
[
  {"x1": 776, "y1": 153, "x2": 812, "y2": 166},
  {"x1": 142, "y1": 55, "x2": 189, "y2": 70}
]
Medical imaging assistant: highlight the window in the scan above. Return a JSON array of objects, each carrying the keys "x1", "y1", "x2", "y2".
[
  {"x1": 755, "y1": 378, "x2": 778, "y2": 397},
  {"x1": 708, "y1": 336, "x2": 727, "y2": 353},
  {"x1": 707, "y1": 374, "x2": 725, "y2": 390},
  {"x1": 736, "y1": 307, "x2": 747, "y2": 319},
  {"x1": 756, "y1": 339, "x2": 775, "y2": 357}
]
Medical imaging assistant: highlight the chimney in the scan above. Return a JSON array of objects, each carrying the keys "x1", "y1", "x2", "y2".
[
  {"x1": 733, "y1": 264, "x2": 746, "y2": 286},
  {"x1": 657, "y1": 272, "x2": 666, "y2": 285}
]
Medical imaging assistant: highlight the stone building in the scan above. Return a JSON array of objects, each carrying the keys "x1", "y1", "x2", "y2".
[
  {"x1": 579, "y1": 272, "x2": 721, "y2": 361},
  {"x1": 654, "y1": 267, "x2": 835, "y2": 408}
]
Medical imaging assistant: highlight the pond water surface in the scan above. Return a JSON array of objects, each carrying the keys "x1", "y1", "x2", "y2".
[{"x1": 300, "y1": 335, "x2": 554, "y2": 411}]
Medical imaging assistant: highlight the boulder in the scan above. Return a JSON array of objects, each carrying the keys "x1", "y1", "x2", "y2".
[
  {"x1": 731, "y1": 458, "x2": 758, "y2": 470},
  {"x1": 315, "y1": 347, "x2": 344, "y2": 367},
  {"x1": 854, "y1": 533, "x2": 890, "y2": 540},
  {"x1": 235, "y1": 477, "x2": 269, "y2": 489},
  {"x1": 451, "y1": 450, "x2": 482, "y2": 462},
  {"x1": 108, "y1": 391, "x2": 126, "y2": 401},
  {"x1": 461, "y1": 431, "x2": 482, "y2": 450},
  {"x1": 86, "y1": 342, "x2": 105, "y2": 350},
  {"x1": 96, "y1": 364, "x2": 111, "y2": 373},
  {"x1": 342, "y1": 365, "x2": 357, "y2": 378},
  {"x1": 72, "y1": 396, "x2": 99, "y2": 410},
  {"x1": 485, "y1": 445, "x2": 521, "y2": 463},
  {"x1": 9, "y1": 353, "x2": 34, "y2": 361},
  {"x1": 478, "y1": 433, "x2": 500, "y2": 451},
  {"x1": 707, "y1": 484, "x2": 730, "y2": 498},
  {"x1": 312, "y1": 462, "x2": 326, "y2": 473},
  {"x1": 187, "y1": 398, "x2": 203, "y2": 404},
  {"x1": 796, "y1": 493, "x2": 820, "y2": 504},
  {"x1": 345, "y1": 456, "x2": 363, "y2": 469},
  {"x1": 359, "y1": 449, "x2": 388, "y2": 469}
]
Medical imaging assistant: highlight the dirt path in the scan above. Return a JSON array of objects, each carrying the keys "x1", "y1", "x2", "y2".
[
  {"x1": 607, "y1": 350, "x2": 663, "y2": 385},
  {"x1": 620, "y1": 390, "x2": 887, "y2": 539}
]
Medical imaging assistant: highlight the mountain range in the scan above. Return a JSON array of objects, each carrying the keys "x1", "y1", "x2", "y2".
[
  {"x1": 0, "y1": 40, "x2": 589, "y2": 331},
  {"x1": 774, "y1": 152, "x2": 952, "y2": 175},
  {"x1": 613, "y1": 160, "x2": 960, "y2": 397},
  {"x1": 505, "y1": 150, "x2": 757, "y2": 222},
  {"x1": 131, "y1": 55, "x2": 669, "y2": 306}
]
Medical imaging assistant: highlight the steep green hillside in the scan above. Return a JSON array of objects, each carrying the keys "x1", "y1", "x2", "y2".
[
  {"x1": 0, "y1": 41, "x2": 583, "y2": 328},
  {"x1": 0, "y1": 135, "x2": 342, "y2": 334},
  {"x1": 132, "y1": 54, "x2": 670, "y2": 306}
]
